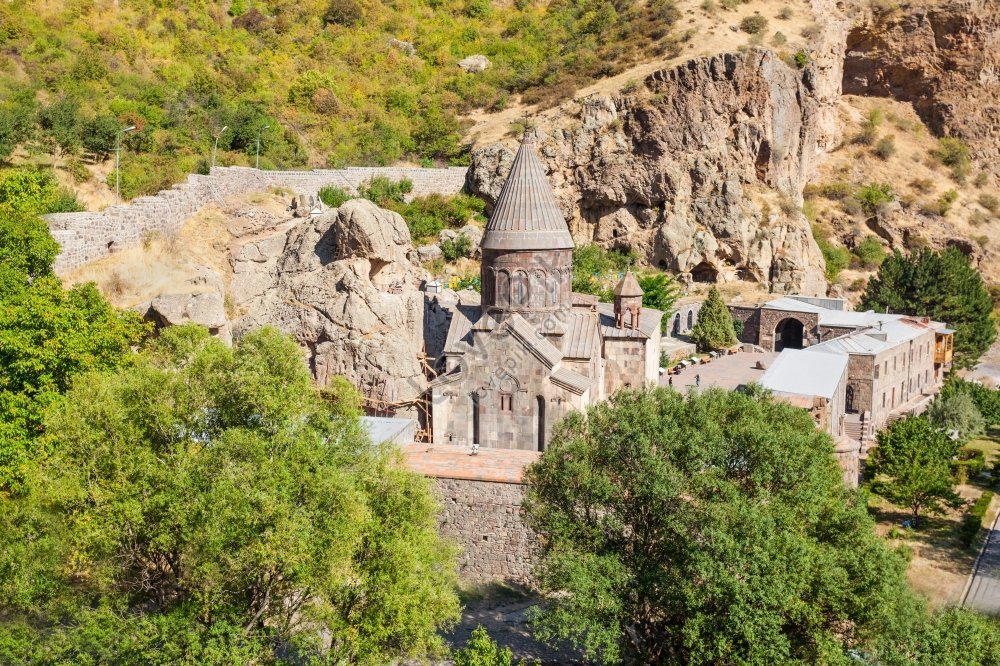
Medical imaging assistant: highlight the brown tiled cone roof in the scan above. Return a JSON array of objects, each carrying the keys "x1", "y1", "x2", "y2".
[
  {"x1": 613, "y1": 271, "x2": 643, "y2": 297},
  {"x1": 480, "y1": 135, "x2": 575, "y2": 251}
]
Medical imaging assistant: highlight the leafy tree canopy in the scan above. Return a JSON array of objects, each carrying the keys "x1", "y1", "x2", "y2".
[
  {"x1": 0, "y1": 210, "x2": 147, "y2": 490},
  {"x1": 571, "y1": 244, "x2": 637, "y2": 301},
  {"x1": 927, "y1": 389, "x2": 986, "y2": 444},
  {"x1": 637, "y1": 273, "x2": 681, "y2": 331},
  {"x1": 940, "y1": 376, "x2": 1000, "y2": 426},
  {"x1": 0, "y1": 326, "x2": 460, "y2": 664},
  {"x1": 868, "y1": 415, "x2": 961, "y2": 522},
  {"x1": 523, "y1": 386, "x2": 912, "y2": 665},
  {"x1": 689, "y1": 285, "x2": 737, "y2": 351},
  {"x1": 860, "y1": 247, "x2": 997, "y2": 368}
]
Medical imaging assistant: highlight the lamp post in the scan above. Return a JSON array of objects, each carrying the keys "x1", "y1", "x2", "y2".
[
  {"x1": 256, "y1": 125, "x2": 269, "y2": 170},
  {"x1": 212, "y1": 125, "x2": 228, "y2": 170},
  {"x1": 114, "y1": 125, "x2": 136, "y2": 206}
]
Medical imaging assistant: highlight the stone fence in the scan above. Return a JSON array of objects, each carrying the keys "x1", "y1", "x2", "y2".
[{"x1": 44, "y1": 165, "x2": 469, "y2": 275}]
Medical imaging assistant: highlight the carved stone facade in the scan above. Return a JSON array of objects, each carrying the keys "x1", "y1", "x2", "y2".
[{"x1": 432, "y1": 136, "x2": 663, "y2": 451}]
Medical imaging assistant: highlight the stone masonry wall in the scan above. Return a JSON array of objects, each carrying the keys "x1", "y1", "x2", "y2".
[
  {"x1": 435, "y1": 477, "x2": 536, "y2": 585},
  {"x1": 44, "y1": 165, "x2": 468, "y2": 275}
]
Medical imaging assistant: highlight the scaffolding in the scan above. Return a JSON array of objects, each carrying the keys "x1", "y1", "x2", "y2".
[{"x1": 355, "y1": 352, "x2": 438, "y2": 443}]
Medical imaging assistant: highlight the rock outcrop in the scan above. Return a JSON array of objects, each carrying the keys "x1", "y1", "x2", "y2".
[
  {"x1": 230, "y1": 199, "x2": 431, "y2": 410},
  {"x1": 468, "y1": 51, "x2": 829, "y2": 295},
  {"x1": 843, "y1": 0, "x2": 1000, "y2": 172}
]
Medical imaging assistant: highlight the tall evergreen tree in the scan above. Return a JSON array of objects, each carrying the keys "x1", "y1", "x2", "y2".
[
  {"x1": 860, "y1": 247, "x2": 996, "y2": 368},
  {"x1": 689, "y1": 285, "x2": 737, "y2": 351}
]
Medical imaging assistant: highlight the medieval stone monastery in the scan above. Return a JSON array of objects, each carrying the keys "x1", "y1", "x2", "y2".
[{"x1": 430, "y1": 135, "x2": 663, "y2": 451}]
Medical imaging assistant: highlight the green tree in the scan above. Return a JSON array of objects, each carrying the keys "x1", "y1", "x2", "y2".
[
  {"x1": 867, "y1": 606, "x2": 1000, "y2": 666},
  {"x1": 81, "y1": 113, "x2": 121, "y2": 159},
  {"x1": 0, "y1": 167, "x2": 81, "y2": 216},
  {"x1": 868, "y1": 416, "x2": 961, "y2": 523},
  {"x1": 523, "y1": 386, "x2": 912, "y2": 665},
  {"x1": 638, "y1": 273, "x2": 681, "y2": 331},
  {"x1": 939, "y1": 377, "x2": 1000, "y2": 426},
  {"x1": 454, "y1": 626, "x2": 513, "y2": 666},
  {"x1": 0, "y1": 211, "x2": 146, "y2": 490},
  {"x1": 860, "y1": 247, "x2": 997, "y2": 368},
  {"x1": 0, "y1": 326, "x2": 460, "y2": 663},
  {"x1": 689, "y1": 285, "x2": 737, "y2": 351},
  {"x1": 927, "y1": 390, "x2": 986, "y2": 443},
  {"x1": 571, "y1": 244, "x2": 636, "y2": 301}
]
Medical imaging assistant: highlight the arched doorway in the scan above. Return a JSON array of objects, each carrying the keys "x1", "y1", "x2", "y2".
[
  {"x1": 846, "y1": 384, "x2": 857, "y2": 414},
  {"x1": 774, "y1": 317, "x2": 804, "y2": 351},
  {"x1": 672, "y1": 313, "x2": 680, "y2": 336},
  {"x1": 687, "y1": 309, "x2": 694, "y2": 330},
  {"x1": 536, "y1": 396, "x2": 546, "y2": 452}
]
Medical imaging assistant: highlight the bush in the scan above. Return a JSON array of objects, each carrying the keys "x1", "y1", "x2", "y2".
[
  {"x1": 793, "y1": 50, "x2": 809, "y2": 68},
  {"x1": 394, "y1": 193, "x2": 485, "y2": 242},
  {"x1": 979, "y1": 194, "x2": 999, "y2": 214},
  {"x1": 441, "y1": 234, "x2": 473, "y2": 261},
  {"x1": 910, "y1": 177, "x2": 934, "y2": 193},
  {"x1": 777, "y1": 6, "x2": 793, "y2": 19},
  {"x1": 816, "y1": 236, "x2": 851, "y2": 281},
  {"x1": 464, "y1": 0, "x2": 492, "y2": 18},
  {"x1": 453, "y1": 626, "x2": 512, "y2": 666},
  {"x1": 318, "y1": 185, "x2": 351, "y2": 208},
  {"x1": 739, "y1": 14, "x2": 768, "y2": 34},
  {"x1": 937, "y1": 189, "x2": 959, "y2": 216},
  {"x1": 932, "y1": 137, "x2": 972, "y2": 182},
  {"x1": 323, "y1": 0, "x2": 363, "y2": 25},
  {"x1": 960, "y1": 491, "x2": 994, "y2": 548},
  {"x1": 805, "y1": 181, "x2": 852, "y2": 201},
  {"x1": 856, "y1": 182, "x2": 894, "y2": 214},
  {"x1": 853, "y1": 236, "x2": 886, "y2": 269},
  {"x1": 358, "y1": 176, "x2": 413, "y2": 207},
  {"x1": 874, "y1": 135, "x2": 897, "y2": 160},
  {"x1": 952, "y1": 447, "x2": 987, "y2": 485}
]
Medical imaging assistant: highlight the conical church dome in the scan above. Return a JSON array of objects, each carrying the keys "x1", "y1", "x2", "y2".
[{"x1": 480, "y1": 135, "x2": 575, "y2": 252}]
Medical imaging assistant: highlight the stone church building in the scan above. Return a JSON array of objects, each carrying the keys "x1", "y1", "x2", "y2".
[{"x1": 430, "y1": 135, "x2": 664, "y2": 451}]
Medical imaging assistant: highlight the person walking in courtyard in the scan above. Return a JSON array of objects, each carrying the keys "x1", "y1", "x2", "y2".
[
  {"x1": 668, "y1": 376, "x2": 673, "y2": 388},
  {"x1": 695, "y1": 374, "x2": 701, "y2": 387}
]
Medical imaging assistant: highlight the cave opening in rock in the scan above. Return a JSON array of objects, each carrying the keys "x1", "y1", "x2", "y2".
[{"x1": 690, "y1": 262, "x2": 718, "y2": 283}]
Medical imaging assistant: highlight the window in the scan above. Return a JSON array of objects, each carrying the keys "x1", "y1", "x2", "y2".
[
  {"x1": 500, "y1": 393, "x2": 513, "y2": 412},
  {"x1": 882, "y1": 392, "x2": 886, "y2": 408},
  {"x1": 874, "y1": 365, "x2": 880, "y2": 379}
]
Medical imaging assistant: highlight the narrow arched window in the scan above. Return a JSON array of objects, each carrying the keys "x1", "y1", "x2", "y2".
[{"x1": 497, "y1": 270, "x2": 510, "y2": 308}]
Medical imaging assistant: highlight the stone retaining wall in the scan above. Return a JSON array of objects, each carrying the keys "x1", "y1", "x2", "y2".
[
  {"x1": 435, "y1": 477, "x2": 535, "y2": 585},
  {"x1": 44, "y1": 165, "x2": 469, "y2": 275}
]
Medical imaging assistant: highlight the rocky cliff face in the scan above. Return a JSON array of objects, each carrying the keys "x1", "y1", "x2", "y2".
[
  {"x1": 228, "y1": 199, "x2": 431, "y2": 409},
  {"x1": 468, "y1": 51, "x2": 830, "y2": 296},
  {"x1": 843, "y1": 0, "x2": 1000, "y2": 171}
]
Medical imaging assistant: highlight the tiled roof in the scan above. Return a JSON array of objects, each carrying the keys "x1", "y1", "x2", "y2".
[
  {"x1": 562, "y1": 311, "x2": 600, "y2": 359},
  {"x1": 481, "y1": 136, "x2": 575, "y2": 251},
  {"x1": 550, "y1": 366, "x2": 592, "y2": 395},
  {"x1": 402, "y1": 443, "x2": 538, "y2": 483},
  {"x1": 613, "y1": 271, "x2": 643, "y2": 297},
  {"x1": 442, "y1": 303, "x2": 481, "y2": 355}
]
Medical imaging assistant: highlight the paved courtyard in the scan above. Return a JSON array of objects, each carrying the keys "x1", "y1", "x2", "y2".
[{"x1": 660, "y1": 350, "x2": 779, "y2": 392}]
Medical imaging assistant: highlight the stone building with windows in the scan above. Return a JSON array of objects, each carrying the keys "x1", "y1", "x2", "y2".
[
  {"x1": 430, "y1": 135, "x2": 664, "y2": 451},
  {"x1": 747, "y1": 295, "x2": 955, "y2": 470}
]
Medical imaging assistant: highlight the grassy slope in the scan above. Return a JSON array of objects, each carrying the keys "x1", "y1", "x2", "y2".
[{"x1": 0, "y1": 0, "x2": 681, "y2": 198}]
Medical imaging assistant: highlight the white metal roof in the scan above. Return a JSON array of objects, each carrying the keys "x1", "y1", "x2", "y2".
[{"x1": 759, "y1": 348, "x2": 849, "y2": 399}]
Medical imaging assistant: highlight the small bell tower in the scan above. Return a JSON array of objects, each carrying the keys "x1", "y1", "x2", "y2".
[{"x1": 614, "y1": 271, "x2": 643, "y2": 329}]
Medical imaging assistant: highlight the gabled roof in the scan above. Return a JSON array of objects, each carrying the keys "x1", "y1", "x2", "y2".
[
  {"x1": 480, "y1": 135, "x2": 574, "y2": 252},
  {"x1": 505, "y1": 314, "x2": 562, "y2": 369},
  {"x1": 550, "y1": 366, "x2": 592, "y2": 395},
  {"x1": 613, "y1": 272, "x2": 643, "y2": 297}
]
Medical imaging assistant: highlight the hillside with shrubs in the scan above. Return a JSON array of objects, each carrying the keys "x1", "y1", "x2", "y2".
[{"x1": 0, "y1": 0, "x2": 683, "y2": 200}]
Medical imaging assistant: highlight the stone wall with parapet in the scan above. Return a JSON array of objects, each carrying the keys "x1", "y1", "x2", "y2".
[
  {"x1": 43, "y1": 165, "x2": 469, "y2": 275},
  {"x1": 435, "y1": 477, "x2": 536, "y2": 585}
]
